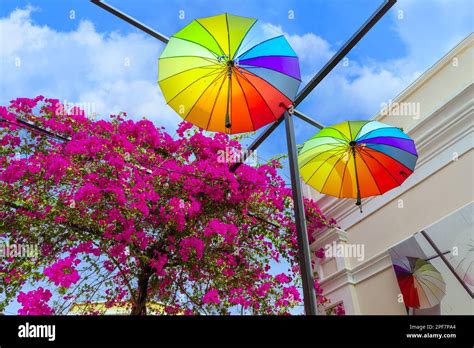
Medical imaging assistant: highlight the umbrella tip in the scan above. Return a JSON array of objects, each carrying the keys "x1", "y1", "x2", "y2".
[
  {"x1": 225, "y1": 122, "x2": 232, "y2": 129},
  {"x1": 356, "y1": 198, "x2": 363, "y2": 213}
]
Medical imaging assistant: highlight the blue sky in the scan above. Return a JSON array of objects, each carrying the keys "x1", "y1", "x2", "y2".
[{"x1": 0, "y1": 0, "x2": 473, "y2": 313}]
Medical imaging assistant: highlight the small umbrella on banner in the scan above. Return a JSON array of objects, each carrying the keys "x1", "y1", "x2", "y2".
[
  {"x1": 449, "y1": 230, "x2": 474, "y2": 286},
  {"x1": 393, "y1": 256, "x2": 446, "y2": 309},
  {"x1": 298, "y1": 120, "x2": 418, "y2": 212},
  {"x1": 158, "y1": 13, "x2": 301, "y2": 134}
]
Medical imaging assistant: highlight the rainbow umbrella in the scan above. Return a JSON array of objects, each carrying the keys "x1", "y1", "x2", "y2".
[
  {"x1": 298, "y1": 120, "x2": 418, "y2": 211},
  {"x1": 158, "y1": 13, "x2": 301, "y2": 134},
  {"x1": 393, "y1": 257, "x2": 446, "y2": 309},
  {"x1": 449, "y1": 230, "x2": 474, "y2": 286}
]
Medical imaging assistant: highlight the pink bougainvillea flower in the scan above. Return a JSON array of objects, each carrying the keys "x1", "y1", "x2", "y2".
[
  {"x1": 44, "y1": 257, "x2": 81, "y2": 288},
  {"x1": 179, "y1": 237, "x2": 205, "y2": 262},
  {"x1": 17, "y1": 287, "x2": 53, "y2": 315},
  {"x1": 275, "y1": 273, "x2": 290, "y2": 284},
  {"x1": 202, "y1": 289, "x2": 220, "y2": 305}
]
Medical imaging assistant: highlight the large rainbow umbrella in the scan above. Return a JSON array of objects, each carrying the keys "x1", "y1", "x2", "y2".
[
  {"x1": 393, "y1": 256, "x2": 446, "y2": 309},
  {"x1": 298, "y1": 120, "x2": 418, "y2": 211},
  {"x1": 158, "y1": 13, "x2": 301, "y2": 134}
]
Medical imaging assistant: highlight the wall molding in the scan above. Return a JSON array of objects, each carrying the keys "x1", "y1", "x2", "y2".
[{"x1": 318, "y1": 250, "x2": 394, "y2": 294}]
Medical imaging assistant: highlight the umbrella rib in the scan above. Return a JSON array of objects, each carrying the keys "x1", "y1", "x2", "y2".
[
  {"x1": 236, "y1": 35, "x2": 286, "y2": 60},
  {"x1": 354, "y1": 147, "x2": 383, "y2": 196},
  {"x1": 166, "y1": 69, "x2": 224, "y2": 105},
  {"x1": 205, "y1": 74, "x2": 227, "y2": 130},
  {"x1": 299, "y1": 145, "x2": 347, "y2": 170},
  {"x1": 240, "y1": 64, "x2": 302, "y2": 83},
  {"x1": 160, "y1": 56, "x2": 219, "y2": 64},
  {"x1": 337, "y1": 150, "x2": 350, "y2": 198},
  {"x1": 302, "y1": 148, "x2": 347, "y2": 187},
  {"x1": 308, "y1": 132, "x2": 348, "y2": 142},
  {"x1": 299, "y1": 142, "x2": 346, "y2": 157},
  {"x1": 158, "y1": 65, "x2": 221, "y2": 84},
  {"x1": 416, "y1": 276, "x2": 446, "y2": 300},
  {"x1": 239, "y1": 66, "x2": 302, "y2": 98},
  {"x1": 357, "y1": 126, "x2": 405, "y2": 142},
  {"x1": 323, "y1": 127, "x2": 351, "y2": 142},
  {"x1": 417, "y1": 273, "x2": 446, "y2": 283},
  {"x1": 364, "y1": 141, "x2": 418, "y2": 158},
  {"x1": 231, "y1": 19, "x2": 257, "y2": 59},
  {"x1": 361, "y1": 145, "x2": 414, "y2": 177},
  {"x1": 183, "y1": 69, "x2": 228, "y2": 123},
  {"x1": 347, "y1": 121, "x2": 353, "y2": 140},
  {"x1": 240, "y1": 54, "x2": 298, "y2": 59},
  {"x1": 462, "y1": 262, "x2": 473, "y2": 282},
  {"x1": 352, "y1": 121, "x2": 370, "y2": 141},
  {"x1": 364, "y1": 143, "x2": 418, "y2": 170},
  {"x1": 362, "y1": 135, "x2": 417, "y2": 146},
  {"x1": 169, "y1": 36, "x2": 221, "y2": 58},
  {"x1": 233, "y1": 73, "x2": 256, "y2": 132},
  {"x1": 234, "y1": 69, "x2": 280, "y2": 121},
  {"x1": 357, "y1": 147, "x2": 403, "y2": 187},
  {"x1": 225, "y1": 14, "x2": 231, "y2": 57},
  {"x1": 319, "y1": 151, "x2": 348, "y2": 195},
  {"x1": 194, "y1": 20, "x2": 226, "y2": 57}
]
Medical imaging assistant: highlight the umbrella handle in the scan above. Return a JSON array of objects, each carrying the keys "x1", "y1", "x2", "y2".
[
  {"x1": 356, "y1": 191, "x2": 362, "y2": 213},
  {"x1": 225, "y1": 65, "x2": 232, "y2": 129},
  {"x1": 352, "y1": 146, "x2": 363, "y2": 213}
]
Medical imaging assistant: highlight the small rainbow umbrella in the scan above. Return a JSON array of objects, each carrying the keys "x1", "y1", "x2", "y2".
[
  {"x1": 298, "y1": 120, "x2": 418, "y2": 211},
  {"x1": 393, "y1": 256, "x2": 446, "y2": 309},
  {"x1": 158, "y1": 13, "x2": 301, "y2": 134},
  {"x1": 449, "y1": 230, "x2": 474, "y2": 286}
]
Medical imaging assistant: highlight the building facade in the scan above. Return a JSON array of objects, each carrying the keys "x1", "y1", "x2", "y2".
[{"x1": 304, "y1": 34, "x2": 474, "y2": 315}]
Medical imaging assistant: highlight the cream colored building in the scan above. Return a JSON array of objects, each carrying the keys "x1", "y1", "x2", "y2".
[
  {"x1": 304, "y1": 34, "x2": 474, "y2": 315},
  {"x1": 68, "y1": 301, "x2": 170, "y2": 315}
]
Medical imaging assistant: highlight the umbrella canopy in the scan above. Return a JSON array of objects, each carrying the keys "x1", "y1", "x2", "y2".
[
  {"x1": 449, "y1": 230, "x2": 474, "y2": 286},
  {"x1": 158, "y1": 13, "x2": 301, "y2": 134},
  {"x1": 298, "y1": 120, "x2": 418, "y2": 211},
  {"x1": 393, "y1": 256, "x2": 446, "y2": 309}
]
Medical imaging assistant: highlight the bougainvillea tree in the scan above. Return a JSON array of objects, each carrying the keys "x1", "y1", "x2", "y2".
[{"x1": 0, "y1": 97, "x2": 343, "y2": 315}]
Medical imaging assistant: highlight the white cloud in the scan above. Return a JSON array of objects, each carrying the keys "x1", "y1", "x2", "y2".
[
  {"x1": 0, "y1": 7, "x2": 181, "y2": 129},
  {"x1": 393, "y1": 0, "x2": 474, "y2": 73}
]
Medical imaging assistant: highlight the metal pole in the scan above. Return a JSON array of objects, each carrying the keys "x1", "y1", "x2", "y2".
[
  {"x1": 229, "y1": 117, "x2": 284, "y2": 172},
  {"x1": 284, "y1": 111, "x2": 318, "y2": 315},
  {"x1": 293, "y1": 0, "x2": 396, "y2": 106},
  {"x1": 292, "y1": 109, "x2": 324, "y2": 130},
  {"x1": 230, "y1": 108, "x2": 323, "y2": 172},
  {"x1": 420, "y1": 230, "x2": 473, "y2": 298},
  {"x1": 91, "y1": 0, "x2": 170, "y2": 43}
]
